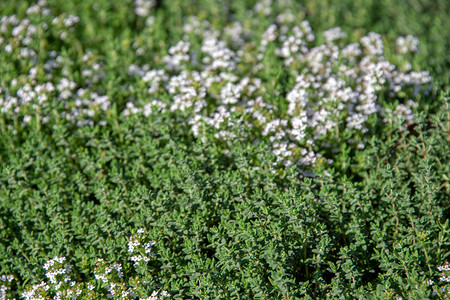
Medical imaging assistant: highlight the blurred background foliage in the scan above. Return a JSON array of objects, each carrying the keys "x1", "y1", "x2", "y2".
[{"x1": 1, "y1": 0, "x2": 448, "y2": 87}]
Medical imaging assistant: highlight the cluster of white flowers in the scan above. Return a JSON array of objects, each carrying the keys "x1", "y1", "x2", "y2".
[
  {"x1": 94, "y1": 258, "x2": 139, "y2": 299},
  {"x1": 396, "y1": 35, "x2": 419, "y2": 54},
  {"x1": 123, "y1": 99, "x2": 166, "y2": 118},
  {"x1": 323, "y1": 27, "x2": 347, "y2": 44},
  {"x1": 201, "y1": 35, "x2": 237, "y2": 71},
  {"x1": 164, "y1": 41, "x2": 191, "y2": 71},
  {"x1": 81, "y1": 51, "x2": 106, "y2": 85},
  {"x1": 224, "y1": 22, "x2": 246, "y2": 47},
  {"x1": 128, "y1": 228, "x2": 157, "y2": 266},
  {"x1": 22, "y1": 256, "x2": 84, "y2": 300},
  {"x1": 438, "y1": 264, "x2": 450, "y2": 272},
  {"x1": 360, "y1": 32, "x2": 384, "y2": 56},
  {"x1": 43, "y1": 257, "x2": 73, "y2": 285},
  {"x1": 429, "y1": 262, "x2": 450, "y2": 297},
  {"x1": 140, "y1": 290, "x2": 170, "y2": 300},
  {"x1": 254, "y1": 0, "x2": 273, "y2": 16},
  {"x1": 22, "y1": 281, "x2": 51, "y2": 300},
  {"x1": 438, "y1": 262, "x2": 450, "y2": 283},
  {"x1": 14, "y1": 229, "x2": 169, "y2": 300},
  {"x1": 182, "y1": 16, "x2": 209, "y2": 36}
]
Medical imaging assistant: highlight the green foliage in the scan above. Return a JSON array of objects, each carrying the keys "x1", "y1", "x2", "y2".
[
  {"x1": 0, "y1": 0, "x2": 449, "y2": 298},
  {"x1": 1, "y1": 96, "x2": 449, "y2": 298}
]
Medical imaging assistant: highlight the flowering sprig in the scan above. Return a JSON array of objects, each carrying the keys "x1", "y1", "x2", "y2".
[
  {"x1": 128, "y1": 228, "x2": 157, "y2": 267},
  {"x1": 93, "y1": 258, "x2": 144, "y2": 300}
]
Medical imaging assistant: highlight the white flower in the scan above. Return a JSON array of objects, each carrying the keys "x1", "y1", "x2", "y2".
[
  {"x1": 323, "y1": 27, "x2": 347, "y2": 43},
  {"x1": 396, "y1": 35, "x2": 419, "y2": 53},
  {"x1": 134, "y1": 0, "x2": 155, "y2": 17}
]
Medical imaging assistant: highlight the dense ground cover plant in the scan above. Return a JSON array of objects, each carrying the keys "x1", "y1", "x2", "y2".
[
  {"x1": 0, "y1": 0, "x2": 449, "y2": 299},
  {"x1": 1, "y1": 96, "x2": 449, "y2": 299}
]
